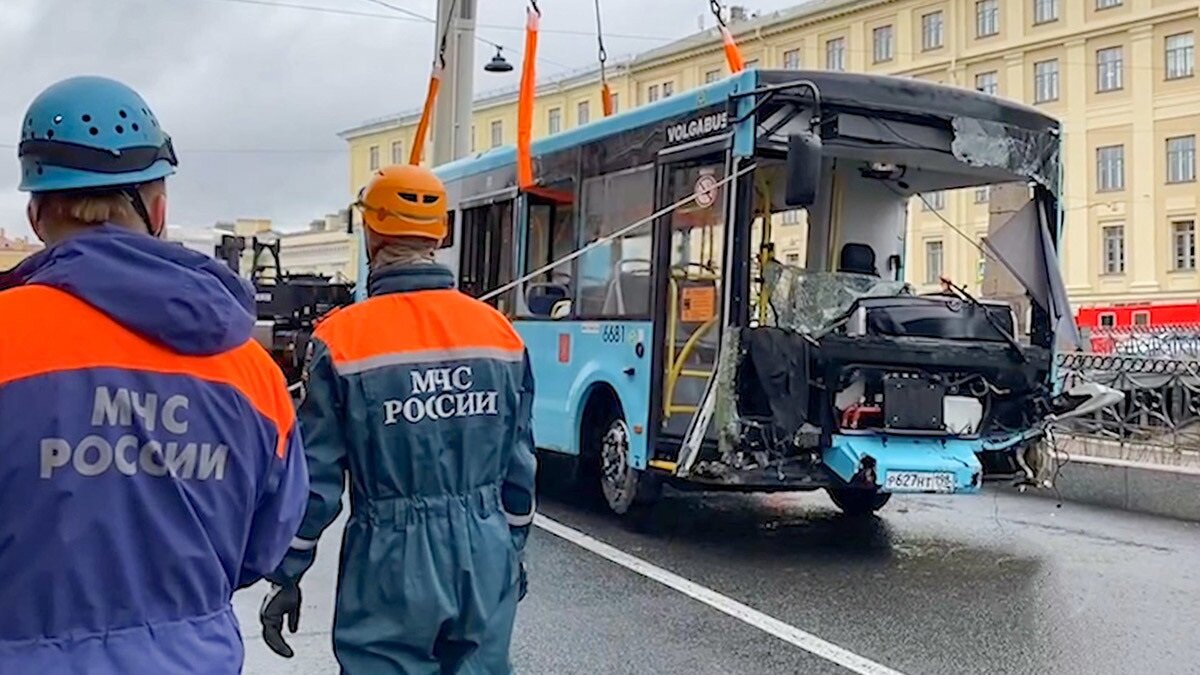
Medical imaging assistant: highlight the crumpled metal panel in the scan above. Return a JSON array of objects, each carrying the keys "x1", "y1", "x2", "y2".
[
  {"x1": 951, "y1": 117, "x2": 1061, "y2": 194},
  {"x1": 762, "y1": 261, "x2": 907, "y2": 336}
]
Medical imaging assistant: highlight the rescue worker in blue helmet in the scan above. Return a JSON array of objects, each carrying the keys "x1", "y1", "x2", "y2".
[
  {"x1": 260, "y1": 164, "x2": 537, "y2": 674},
  {"x1": 0, "y1": 76, "x2": 309, "y2": 673}
]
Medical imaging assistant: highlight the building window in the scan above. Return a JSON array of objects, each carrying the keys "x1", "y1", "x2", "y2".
[
  {"x1": 647, "y1": 84, "x2": 660, "y2": 102},
  {"x1": 1034, "y1": 59, "x2": 1060, "y2": 102},
  {"x1": 922, "y1": 11, "x2": 944, "y2": 50},
  {"x1": 922, "y1": 191, "x2": 946, "y2": 211},
  {"x1": 663, "y1": 81, "x2": 675, "y2": 97},
  {"x1": 1167, "y1": 135, "x2": 1196, "y2": 184},
  {"x1": 745, "y1": 59, "x2": 760, "y2": 69},
  {"x1": 611, "y1": 93, "x2": 619, "y2": 113},
  {"x1": 826, "y1": 38, "x2": 846, "y2": 71},
  {"x1": 1133, "y1": 311, "x2": 1150, "y2": 327},
  {"x1": 925, "y1": 241, "x2": 944, "y2": 284},
  {"x1": 782, "y1": 210, "x2": 803, "y2": 225},
  {"x1": 1033, "y1": 0, "x2": 1058, "y2": 24},
  {"x1": 975, "y1": 71, "x2": 998, "y2": 95},
  {"x1": 1173, "y1": 220, "x2": 1196, "y2": 271},
  {"x1": 1166, "y1": 33, "x2": 1195, "y2": 80},
  {"x1": 1096, "y1": 0, "x2": 1121, "y2": 9},
  {"x1": 783, "y1": 49, "x2": 801, "y2": 70},
  {"x1": 976, "y1": 0, "x2": 999, "y2": 38},
  {"x1": 975, "y1": 186, "x2": 991, "y2": 203},
  {"x1": 490, "y1": 120, "x2": 503, "y2": 148},
  {"x1": 705, "y1": 68, "x2": 722, "y2": 83},
  {"x1": 1102, "y1": 225, "x2": 1125, "y2": 275},
  {"x1": 470, "y1": 125, "x2": 476, "y2": 153},
  {"x1": 577, "y1": 100, "x2": 590, "y2": 126},
  {"x1": 873, "y1": 25, "x2": 894, "y2": 63},
  {"x1": 1096, "y1": 47, "x2": 1123, "y2": 92},
  {"x1": 390, "y1": 140, "x2": 403, "y2": 165},
  {"x1": 368, "y1": 145, "x2": 379, "y2": 171},
  {"x1": 548, "y1": 108, "x2": 561, "y2": 134},
  {"x1": 1096, "y1": 145, "x2": 1125, "y2": 192},
  {"x1": 1099, "y1": 312, "x2": 1116, "y2": 328}
]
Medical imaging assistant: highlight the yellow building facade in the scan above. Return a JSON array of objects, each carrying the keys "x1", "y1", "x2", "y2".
[
  {"x1": 342, "y1": 0, "x2": 1199, "y2": 309},
  {"x1": 0, "y1": 229, "x2": 42, "y2": 269}
]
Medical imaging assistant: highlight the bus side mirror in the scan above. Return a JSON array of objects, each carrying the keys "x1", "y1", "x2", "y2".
[{"x1": 785, "y1": 133, "x2": 822, "y2": 207}]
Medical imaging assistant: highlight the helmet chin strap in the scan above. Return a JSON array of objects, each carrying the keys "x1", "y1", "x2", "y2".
[{"x1": 122, "y1": 187, "x2": 157, "y2": 236}]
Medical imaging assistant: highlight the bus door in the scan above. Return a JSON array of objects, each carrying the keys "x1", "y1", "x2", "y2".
[
  {"x1": 655, "y1": 156, "x2": 728, "y2": 442},
  {"x1": 458, "y1": 197, "x2": 516, "y2": 314}
]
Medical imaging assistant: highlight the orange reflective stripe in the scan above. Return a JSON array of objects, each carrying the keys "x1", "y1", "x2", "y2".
[
  {"x1": 316, "y1": 289, "x2": 524, "y2": 368},
  {"x1": 0, "y1": 286, "x2": 295, "y2": 458}
]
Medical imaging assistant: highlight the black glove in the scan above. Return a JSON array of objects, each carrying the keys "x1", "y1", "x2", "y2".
[
  {"x1": 260, "y1": 582, "x2": 302, "y2": 658},
  {"x1": 518, "y1": 561, "x2": 528, "y2": 602}
]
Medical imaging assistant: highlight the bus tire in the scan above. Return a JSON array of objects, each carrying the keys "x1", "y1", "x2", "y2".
[
  {"x1": 827, "y1": 487, "x2": 891, "y2": 516},
  {"x1": 587, "y1": 409, "x2": 660, "y2": 517}
]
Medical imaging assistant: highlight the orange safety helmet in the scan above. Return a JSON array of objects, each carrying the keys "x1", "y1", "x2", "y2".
[{"x1": 357, "y1": 164, "x2": 448, "y2": 240}]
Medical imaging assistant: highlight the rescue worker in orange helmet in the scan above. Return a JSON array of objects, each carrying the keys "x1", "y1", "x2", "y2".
[
  {"x1": 260, "y1": 164, "x2": 537, "y2": 674},
  {"x1": 0, "y1": 76, "x2": 309, "y2": 674}
]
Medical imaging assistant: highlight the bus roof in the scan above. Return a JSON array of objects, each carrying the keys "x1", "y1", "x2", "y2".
[{"x1": 434, "y1": 68, "x2": 1060, "y2": 185}]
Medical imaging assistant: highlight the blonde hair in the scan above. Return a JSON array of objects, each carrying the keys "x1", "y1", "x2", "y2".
[{"x1": 33, "y1": 180, "x2": 163, "y2": 230}]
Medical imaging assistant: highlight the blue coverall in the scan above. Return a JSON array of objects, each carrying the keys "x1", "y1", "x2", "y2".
[{"x1": 271, "y1": 263, "x2": 537, "y2": 674}]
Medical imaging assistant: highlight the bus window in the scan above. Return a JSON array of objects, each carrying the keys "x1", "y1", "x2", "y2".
[
  {"x1": 577, "y1": 165, "x2": 656, "y2": 317},
  {"x1": 459, "y1": 200, "x2": 516, "y2": 314},
  {"x1": 521, "y1": 184, "x2": 578, "y2": 318}
]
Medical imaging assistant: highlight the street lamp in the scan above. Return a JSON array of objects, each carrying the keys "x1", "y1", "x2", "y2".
[{"x1": 484, "y1": 47, "x2": 513, "y2": 73}]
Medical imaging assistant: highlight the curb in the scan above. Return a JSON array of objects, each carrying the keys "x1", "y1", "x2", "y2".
[{"x1": 1035, "y1": 453, "x2": 1200, "y2": 523}]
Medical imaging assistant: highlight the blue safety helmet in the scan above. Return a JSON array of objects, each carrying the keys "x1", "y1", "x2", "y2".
[{"x1": 18, "y1": 76, "x2": 177, "y2": 193}]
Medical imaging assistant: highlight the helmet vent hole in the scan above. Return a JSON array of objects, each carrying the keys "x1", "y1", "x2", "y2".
[
  {"x1": 422, "y1": 195, "x2": 439, "y2": 204},
  {"x1": 119, "y1": 110, "x2": 128, "y2": 119},
  {"x1": 132, "y1": 123, "x2": 140, "y2": 132},
  {"x1": 398, "y1": 192, "x2": 419, "y2": 203},
  {"x1": 82, "y1": 114, "x2": 91, "y2": 123},
  {"x1": 115, "y1": 125, "x2": 124, "y2": 134},
  {"x1": 46, "y1": 130, "x2": 54, "y2": 139},
  {"x1": 89, "y1": 127, "x2": 99, "y2": 136}
]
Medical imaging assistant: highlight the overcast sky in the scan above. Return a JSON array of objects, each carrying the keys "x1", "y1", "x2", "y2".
[{"x1": 0, "y1": 0, "x2": 800, "y2": 238}]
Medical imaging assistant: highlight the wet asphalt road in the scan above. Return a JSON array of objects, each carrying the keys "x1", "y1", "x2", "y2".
[{"x1": 234, "y1": 485, "x2": 1200, "y2": 674}]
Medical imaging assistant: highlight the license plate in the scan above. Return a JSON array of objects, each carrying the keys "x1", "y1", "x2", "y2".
[{"x1": 883, "y1": 471, "x2": 956, "y2": 493}]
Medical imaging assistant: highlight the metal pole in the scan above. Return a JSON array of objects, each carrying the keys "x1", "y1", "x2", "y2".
[{"x1": 433, "y1": 0, "x2": 477, "y2": 166}]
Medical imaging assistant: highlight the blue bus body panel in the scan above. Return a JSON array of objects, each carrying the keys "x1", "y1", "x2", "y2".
[
  {"x1": 824, "y1": 434, "x2": 983, "y2": 494},
  {"x1": 514, "y1": 320, "x2": 653, "y2": 469}
]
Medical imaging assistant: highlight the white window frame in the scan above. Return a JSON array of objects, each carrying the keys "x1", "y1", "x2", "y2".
[
  {"x1": 873, "y1": 25, "x2": 894, "y2": 63},
  {"x1": 647, "y1": 84, "x2": 660, "y2": 103},
  {"x1": 1172, "y1": 219, "x2": 1196, "y2": 271},
  {"x1": 1097, "y1": 46, "x2": 1123, "y2": 92},
  {"x1": 705, "y1": 69, "x2": 722, "y2": 83},
  {"x1": 826, "y1": 38, "x2": 846, "y2": 71},
  {"x1": 490, "y1": 120, "x2": 503, "y2": 148},
  {"x1": 547, "y1": 107, "x2": 562, "y2": 135},
  {"x1": 1033, "y1": 0, "x2": 1058, "y2": 24},
  {"x1": 922, "y1": 11, "x2": 944, "y2": 51},
  {"x1": 1167, "y1": 135, "x2": 1196, "y2": 184},
  {"x1": 1102, "y1": 224, "x2": 1125, "y2": 275},
  {"x1": 1166, "y1": 33, "x2": 1195, "y2": 81},
  {"x1": 662, "y1": 81, "x2": 675, "y2": 97},
  {"x1": 1097, "y1": 145, "x2": 1125, "y2": 192},
  {"x1": 1034, "y1": 59, "x2": 1059, "y2": 103},
  {"x1": 783, "y1": 49, "x2": 801, "y2": 70},
  {"x1": 1133, "y1": 311, "x2": 1150, "y2": 327},
  {"x1": 1096, "y1": 0, "x2": 1121, "y2": 9},
  {"x1": 925, "y1": 240, "x2": 944, "y2": 285},
  {"x1": 390, "y1": 140, "x2": 403, "y2": 165},
  {"x1": 577, "y1": 100, "x2": 591, "y2": 126},
  {"x1": 975, "y1": 71, "x2": 999, "y2": 95},
  {"x1": 1099, "y1": 312, "x2": 1117, "y2": 328},
  {"x1": 922, "y1": 191, "x2": 946, "y2": 211},
  {"x1": 368, "y1": 145, "x2": 379, "y2": 171},
  {"x1": 976, "y1": 0, "x2": 999, "y2": 38}
]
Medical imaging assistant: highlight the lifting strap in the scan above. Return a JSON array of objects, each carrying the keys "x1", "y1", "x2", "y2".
[
  {"x1": 595, "y1": 0, "x2": 614, "y2": 116},
  {"x1": 709, "y1": 0, "x2": 745, "y2": 73},
  {"x1": 409, "y1": 0, "x2": 458, "y2": 165},
  {"x1": 517, "y1": 1, "x2": 540, "y2": 189}
]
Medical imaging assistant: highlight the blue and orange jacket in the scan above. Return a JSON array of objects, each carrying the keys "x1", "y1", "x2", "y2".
[
  {"x1": 272, "y1": 263, "x2": 537, "y2": 585},
  {"x1": 0, "y1": 225, "x2": 309, "y2": 674}
]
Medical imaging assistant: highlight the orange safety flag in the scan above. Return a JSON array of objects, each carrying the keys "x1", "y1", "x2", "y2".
[
  {"x1": 719, "y1": 25, "x2": 745, "y2": 73},
  {"x1": 517, "y1": 7, "x2": 539, "y2": 188},
  {"x1": 409, "y1": 66, "x2": 442, "y2": 165},
  {"x1": 601, "y1": 82, "x2": 614, "y2": 117}
]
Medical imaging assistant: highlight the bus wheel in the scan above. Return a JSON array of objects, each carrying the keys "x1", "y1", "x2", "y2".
[
  {"x1": 827, "y1": 487, "x2": 892, "y2": 516},
  {"x1": 598, "y1": 416, "x2": 661, "y2": 516}
]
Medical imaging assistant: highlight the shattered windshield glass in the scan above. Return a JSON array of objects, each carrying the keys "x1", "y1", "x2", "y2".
[{"x1": 762, "y1": 260, "x2": 908, "y2": 335}]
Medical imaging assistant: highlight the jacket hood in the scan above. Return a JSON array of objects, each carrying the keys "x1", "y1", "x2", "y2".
[{"x1": 1, "y1": 225, "x2": 255, "y2": 356}]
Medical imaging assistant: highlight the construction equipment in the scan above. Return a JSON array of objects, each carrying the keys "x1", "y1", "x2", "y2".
[{"x1": 215, "y1": 233, "x2": 353, "y2": 385}]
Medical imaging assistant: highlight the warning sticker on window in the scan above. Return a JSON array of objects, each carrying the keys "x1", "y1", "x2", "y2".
[{"x1": 680, "y1": 286, "x2": 717, "y2": 323}]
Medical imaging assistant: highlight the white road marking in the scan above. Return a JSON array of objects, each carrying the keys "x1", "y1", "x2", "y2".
[{"x1": 535, "y1": 515, "x2": 907, "y2": 675}]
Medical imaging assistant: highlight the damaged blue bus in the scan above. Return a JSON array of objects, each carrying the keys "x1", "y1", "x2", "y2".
[{"x1": 359, "y1": 69, "x2": 1110, "y2": 516}]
